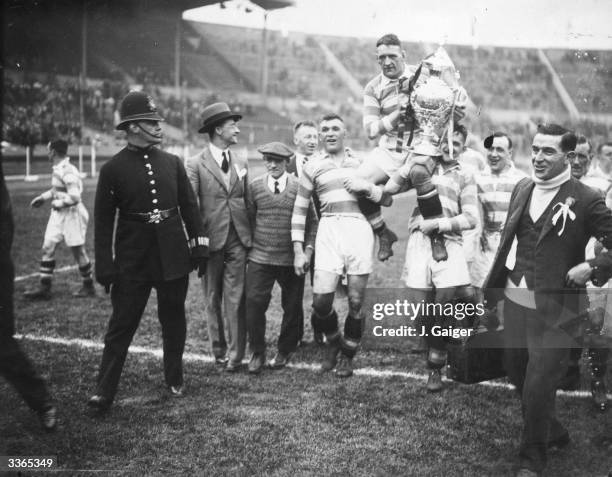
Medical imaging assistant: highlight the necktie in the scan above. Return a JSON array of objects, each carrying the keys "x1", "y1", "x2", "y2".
[
  {"x1": 302, "y1": 155, "x2": 309, "y2": 166},
  {"x1": 274, "y1": 180, "x2": 280, "y2": 194},
  {"x1": 221, "y1": 151, "x2": 229, "y2": 173}
]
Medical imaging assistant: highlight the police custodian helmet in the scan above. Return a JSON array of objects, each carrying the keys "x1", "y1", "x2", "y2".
[{"x1": 115, "y1": 91, "x2": 165, "y2": 131}]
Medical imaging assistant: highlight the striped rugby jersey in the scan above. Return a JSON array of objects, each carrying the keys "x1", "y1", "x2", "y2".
[
  {"x1": 291, "y1": 150, "x2": 364, "y2": 243},
  {"x1": 476, "y1": 164, "x2": 527, "y2": 234},
  {"x1": 407, "y1": 161, "x2": 478, "y2": 243},
  {"x1": 363, "y1": 64, "x2": 424, "y2": 151}
]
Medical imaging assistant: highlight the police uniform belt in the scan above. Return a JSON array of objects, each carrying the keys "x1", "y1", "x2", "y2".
[{"x1": 120, "y1": 207, "x2": 178, "y2": 223}]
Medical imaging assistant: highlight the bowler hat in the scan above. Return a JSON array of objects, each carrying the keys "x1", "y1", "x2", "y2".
[
  {"x1": 257, "y1": 142, "x2": 293, "y2": 161},
  {"x1": 116, "y1": 91, "x2": 164, "y2": 130},
  {"x1": 198, "y1": 102, "x2": 242, "y2": 134}
]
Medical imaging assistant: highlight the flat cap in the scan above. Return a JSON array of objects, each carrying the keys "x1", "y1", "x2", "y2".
[{"x1": 257, "y1": 142, "x2": 294, "y2": 161}]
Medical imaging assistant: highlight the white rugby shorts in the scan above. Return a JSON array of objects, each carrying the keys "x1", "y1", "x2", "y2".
[
  {"x1": 402, "y1": 231, "x2": 471, "y2": 289},
  {"x1": 314, "y1": 215, "x2": 374, "y2": 276},
  {"x1": 44, "y1": 203, "x2": 89, "y2": 247}
]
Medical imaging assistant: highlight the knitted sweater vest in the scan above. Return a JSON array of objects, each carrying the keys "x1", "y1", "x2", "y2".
[{"x1": 249, "y1": 175, "x2": 298, "y2": 266}]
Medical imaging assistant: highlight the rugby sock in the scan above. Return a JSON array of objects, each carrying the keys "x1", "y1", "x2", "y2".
[
  {"x1": 79, "y1": 262, "x2": 93, "y2": 283},
  {"x1": 341, "y1": 314, "x2": 363, "y2": 358},
  {"x1": 40, "y1": 259, "x2": 55, "y2": 286},
  {"x1": 311, "y1": 309, "x2": 339, "y2": 342},
  {"x1": 427, "y1": 348, "x2": 447, "y2": 370}
]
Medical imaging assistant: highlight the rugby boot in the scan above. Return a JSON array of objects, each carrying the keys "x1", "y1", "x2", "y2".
[
  {"x1": 23, "y1": 281, "x2": 52, "y2": 300},
  {"x1": 377, "y1": 227, "x2": 398, "y2": 261},
  {"x1": 426, "y1": 369, "x2": 443, "y2": 393},
  {"x1": 430, "y1": 233, "x2": 448, "y2": 262},
  {"x1": 335, "y1": 354, "x2": 354, "y2": 378},
  {"x1": 320, "y1": 337, "x2": 341, "y2": 372},
  {"x1": 73, "y1": 278, "x2": 96, "y2": 297}
]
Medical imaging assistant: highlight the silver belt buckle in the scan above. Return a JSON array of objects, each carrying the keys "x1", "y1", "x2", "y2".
[{"x1": 147, "y1": 211, "x2": 162, "y2": 223}]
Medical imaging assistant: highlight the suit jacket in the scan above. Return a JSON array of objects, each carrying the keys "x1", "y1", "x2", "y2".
[
  {"x1": 0, "y1": 160, "x2": 16, "y2": 336},
  {"x1": 483, "y1": 176, "x2": 612, "y2": 327},
  {"x1": 185, "y1": 146, "x2": 252, "y2": 252},
  {"x1": 94, "y1": 146, "x2": 206, "y2": 282}
]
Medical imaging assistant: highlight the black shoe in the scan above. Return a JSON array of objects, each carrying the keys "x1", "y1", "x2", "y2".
[
  {"x1": 430, "y1": 233, "x2": 448, "y2": 262},
  {"x1": 269, "y1": 352, "x2": 292, "y2": 370},
  {"x1": 168, "y1": 385, "x2": 184, "y2": 397},
  {"x1": 87, "y1": 395, "x2": 112, "y2": 413},
  {"x1": 214, "y1": 356, "x2": 229, "y2": 366},
  {"x1": 248, "y1": 354, "x2": 265, "y2": 374},
  {"x1": 38, "y1": 406, "x2": 57, "y2": 432}
]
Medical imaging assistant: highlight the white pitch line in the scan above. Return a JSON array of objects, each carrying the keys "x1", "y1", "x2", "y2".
[
  {"x1": 15, "y1": 265, "x2": 79, "y2": 282},
  {"x1": 15, "y1": 333, "x2": 610, "y2": 399}
]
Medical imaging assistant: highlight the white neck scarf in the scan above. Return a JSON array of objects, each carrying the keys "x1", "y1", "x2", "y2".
[{"x1": 529, "y1": 166, "x2": 571, "y2": 221}]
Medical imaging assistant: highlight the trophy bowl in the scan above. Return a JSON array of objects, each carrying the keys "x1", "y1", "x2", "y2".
[{"x1": 410, "y1": 46, "x2": 459, "y2": 157}]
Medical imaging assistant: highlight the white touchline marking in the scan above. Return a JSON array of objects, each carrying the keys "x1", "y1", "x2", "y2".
[
  {"x1": 14, "y1": 333, "x2": 610, "y2": 399},
  {"x1": 15, "y1": 265, "x2": 78, "y2": 282}
]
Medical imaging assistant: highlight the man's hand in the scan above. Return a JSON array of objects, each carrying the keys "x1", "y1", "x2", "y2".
[
  {"x1": 31, "y1": 196, "x2": 45, "y2": 208},
  {"x1": 418, "y1": 219, "x2": 440, "y2": 236},
  {"x1": 51, "y1": 199, "x2": 64, "y2": 210},
  {"x1": 343, "y1": 176, "x2": 372, "y2": 196},
  {"x1": 294, "y1": 251, "x2": 308, "y2": 276},
  {"x1": 303, "y1": 247, "x2": 313, "y2": 273},
  {"x1": 566, "y1": 262, "x2": 593, "y2": 287},
  {"x1": 97, "y1": 274, "x2": 115, "y2": 294}
]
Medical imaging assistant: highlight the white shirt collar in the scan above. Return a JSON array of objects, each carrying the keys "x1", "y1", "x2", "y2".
[
  {"x1": 268, "y1": 172, "x2": 288, "y2": 193},
  {"x1": 209, "y1": 142, "x2": 230, "y2": 170}
]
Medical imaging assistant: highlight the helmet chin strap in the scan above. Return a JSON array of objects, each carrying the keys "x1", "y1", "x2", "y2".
[{"x1": 135, "y1": 122, "x2": 162, "y2": 142}]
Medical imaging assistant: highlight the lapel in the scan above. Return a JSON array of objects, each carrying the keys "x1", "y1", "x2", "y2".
[
  {"x1": 537, "y1": 179, "x2": 576, "y2": 245},
  {"x1": 227, "y1": 150, "x2": 240, "y2": 194},
  {"x1": 201, "y1": 146, "x2": 229, "y2": 192},
  {"x1": 503, "y1": 179, "x2": 533, "y2": 247}
]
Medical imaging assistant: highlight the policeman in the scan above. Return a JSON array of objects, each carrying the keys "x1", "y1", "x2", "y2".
[{"x1": 88, "y1": 91, "x2": 208, "y2": 413}]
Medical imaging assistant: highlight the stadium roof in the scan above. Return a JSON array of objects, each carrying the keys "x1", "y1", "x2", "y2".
[{"x1": 4, "y1": 0, "x2": 293, "y2": 13}]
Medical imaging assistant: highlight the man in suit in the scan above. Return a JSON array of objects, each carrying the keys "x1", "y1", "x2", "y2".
[
  {"x1": 287, "y1": 120, "x2": 323, "y2": 345},
  {"x1": 88, "y1": 91, "x2": 208, "y2": 413},
  {"x1": 484, "y1": 124, "x2": 612, "y2": 476},
  {"x1": 186, "y1": 102, "x2": 252, "y2": 372},
  {"x1": 0, "y1": 159, "x2": 56, "y2": 431}
]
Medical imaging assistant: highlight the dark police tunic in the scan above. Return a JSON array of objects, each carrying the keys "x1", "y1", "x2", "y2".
[{"x1": 93, "y1": 144, "x2": 207, "y2": 401}]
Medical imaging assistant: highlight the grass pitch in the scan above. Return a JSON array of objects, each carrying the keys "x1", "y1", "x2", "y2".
[{"x1": 2, "y1": 167, "x2": 612, "y2": 476}]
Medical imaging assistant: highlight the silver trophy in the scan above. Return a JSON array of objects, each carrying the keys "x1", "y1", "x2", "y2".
[{"x1": 410, "y1": 46, "x2": 460, "y2": 157}]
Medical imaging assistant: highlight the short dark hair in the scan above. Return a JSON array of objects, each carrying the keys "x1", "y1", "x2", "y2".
[
  {"x1": 576, "y1": 134, "x2": 592, "y2": 153},
  {"x1": 207, "y1": 117, "x2": 234, "y2": 140},
  {"x1": 597, "y1": 141, "x2": 612, "y2": 154},
  {"x1": 293, "y1": 120, "x2": 317, "y2": 134},
  {"x1": 49, "y1": 139, "x2": 68, "y2": 156},
  {"x1": 376, "y1": 33, "x2": 401, "y2": 48},
  {"x1": 319, "y1": 113, "x2": 344, "y2": 124},
  {"x1": 536, "y1": 123, "x2": 577, "y2": 153},
  {"x1": 484, "y1": 131, "x2": 513, "y2": 150},
  {"x1": 453, "y1": 123, "x2": 468, "y2": 143}
]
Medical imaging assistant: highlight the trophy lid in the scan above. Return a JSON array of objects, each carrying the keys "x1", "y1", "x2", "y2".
[{"x1": 424, "y1": 46, "x2": 456, "y2": 73}]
